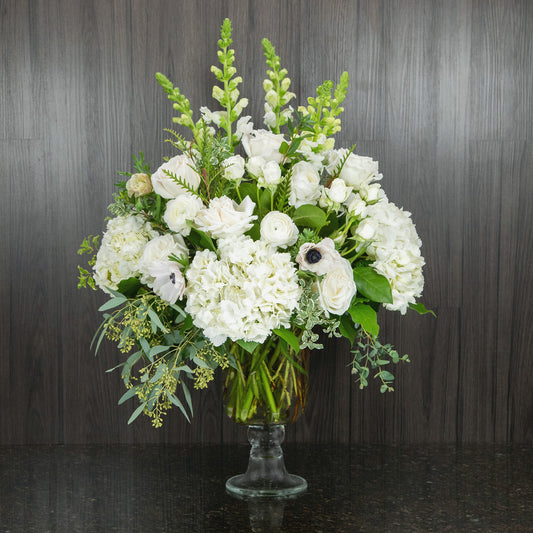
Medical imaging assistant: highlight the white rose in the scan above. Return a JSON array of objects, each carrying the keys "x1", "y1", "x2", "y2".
[
  {"x1": 338, "y1": 153, "x2": 380, "y2": 189},
  {"x1": 151, "y1": 155, "x2": 201, "y2": 199},
  {"x1": 194, "y1": 195, "x2": 257, "y2": 239},
  {"x1": 344, "y1": 193, "x2": 368, "y2": 218},
  {"x1": 246, "y1": 156, "x2": 266, "y2": 177},
  {"x1": 259, "y1": 160, "x2": 282, "y2": 188},
  {"x1": 242, "y1": 129, "x2": 285, "y2": 163},
  {"x1": 260, "y1": 211, "x2": 299, "y2": 249},
  {"x1": 317, "y1": 258, "x2": 357, "y2": 316},
  {"x1": 319, "y1": 178, "x2": 352, "y2": 210},
  {"x1": 126, "y1": 173, "x2": 153, "y2": 197},
  {"x1": 355, "y1": 217, "x2": 379, "y2": 241},
  {"x1": 139, "y1": 234, "x2": 188, "y2": 287},
  {"x1": 359, "y1": 182, "x2": 386, "y2": 203},
  {"x1": 296, "y1": 238, "x2": 342, "y2": 276},
  {"x1": 163, "y1": 194, "x2": 204, "y2": 235},
  {"x1": 289, "y1": 161, "x2": 322, "y2": 208},
  {"x1": 223, "y1": 155, "x2": 246, "y2": 182}
]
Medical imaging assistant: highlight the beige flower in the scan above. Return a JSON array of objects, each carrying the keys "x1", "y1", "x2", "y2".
[{"x1": 126, "y1": 173, "x2": 152, "y2": 198}]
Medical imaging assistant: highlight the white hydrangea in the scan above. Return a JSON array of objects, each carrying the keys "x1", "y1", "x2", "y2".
[
  {"x1": 93, "y1": 214, "x2": 158, "y2": 291},
  {"x1": 355, "y1": 200, "x2": 425, "y2": 314},
  {"x1": 185, "y1": 236, "x2": 301, "y2": 346}
]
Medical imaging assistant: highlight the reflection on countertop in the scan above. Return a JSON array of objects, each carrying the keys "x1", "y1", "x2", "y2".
[{"x1": 1, "y1": 443, "x2": 532, "y2": 532}]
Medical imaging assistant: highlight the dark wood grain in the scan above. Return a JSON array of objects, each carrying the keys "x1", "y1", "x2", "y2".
[{"x1": 2, "y1": 0, "x2": 533, "y2": 444}]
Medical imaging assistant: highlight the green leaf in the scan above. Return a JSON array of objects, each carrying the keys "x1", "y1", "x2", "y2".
[
  {"x1": 117, "y1": 277, "x2": 142, "y2": 298},
  {"x1": 118, "y1": 387, "x2": 138, "y2": 405},
  {"x1": 273, "y1": 328, "x2": 300, "y2": 354},
  {"x1": 181, "y1": 380, "x2": 193, "y2": 416},
  {"x1": 127, "y1": 402, "x2": 146, "y2": 424},
  {"x1": 149, "y1": 363, "x2": 168, "y2": 383},
  {"x1": 147, "y1": 307, "x2": 169, "y2": 334},
  {"x1": 379, "y1": 370, "x2": 395, "y2": 381},
  {"x1": 409, "y1": 302, "x2": 436, "y2": 317},
  {"x1": 353, "y1": 266, "x2": 393, "y2": 303},
  {"x1": 186, "y1": 226, "x2": 217, "y2": 252},
  {"x1": 98, "y1": 296, "x2": 126, "y2": 312},
  {"x1": 348, "y1": 303, "x2": 379, "y2": 337},
  {"x1": 339, "y1": 315, "x2": 357, "y2": 345},
  {"x1": 237, "y1": 340, "x2": 260, "y2": 354},
  {"x1": 149, "y1": 345, "x2": 169, "y2": 358},
  {"x1": 292, "y1": 204, "x2": 328, "y2": 229},
  {"x1": 166, "y1": 392, "x2": 191, "y2": 422}
]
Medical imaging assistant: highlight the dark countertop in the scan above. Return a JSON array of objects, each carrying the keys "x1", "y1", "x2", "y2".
[{"x1": 1, "y1": 443, "x2": 532, "y2": 532}]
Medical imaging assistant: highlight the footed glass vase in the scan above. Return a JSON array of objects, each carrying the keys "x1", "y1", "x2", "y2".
[{"x1": 224, "y1": 342, "x2": 309, "y2": 498}]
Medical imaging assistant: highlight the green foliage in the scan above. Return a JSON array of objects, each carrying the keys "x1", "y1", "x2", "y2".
[
  {"x1": 409, "y1": 302, "x2": 437, "y2": 317},
  {"x1": 352, "y1": 265, "x2": 393, "y2": 304},
  {"x1": 351, "y1": 332, "x2": 410, "y2": 392},
  {"x1": 77, "y1": 235, "x2": 100, "y2": 289}
]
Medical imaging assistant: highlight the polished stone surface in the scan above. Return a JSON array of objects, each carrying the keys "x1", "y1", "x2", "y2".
[{"x1": 1, "y1": 443, "x2": 532, "y2": 532}]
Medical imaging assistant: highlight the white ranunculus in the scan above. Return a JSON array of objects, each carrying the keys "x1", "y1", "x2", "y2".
[
  {"x1": 317, "y1": 257, "x2": 357, "y2": 316},
  {"x1": 259, "y1": 160, "x2": 282, "y2": 188},
  {"x1": 148, "y1": 261, "x2": 186, "y2": 304},
  {"x1": 126, "y1": 173, "x2": 153, "y2": 198},
  {"x1": 194, "y1": 195, "x2": 257, "y2": 239},
  {"x1": 139, "y1": 234, "x2": 188, "y2": 287},
  {"x1": 223, "y1": 155, "x2": 246, "y2": 182},
  {"x1": 296, "y1": 237, "x2": 342, "y2": 276},
  {"x1": 150, "y1": 155, "x2": 201, "y2": 199},
  {"x1": 163, "y1": 194, "x2": 204, "y2": 235},
  {"x1": 260, "y1": 211, "x2": 299, "y2": 249},
  {"x1": 242, "y1": 129, "x2": 285, "y2": 163},
  {"x1": 289, "y1": 161, "x2": 322, "y2": 208}
]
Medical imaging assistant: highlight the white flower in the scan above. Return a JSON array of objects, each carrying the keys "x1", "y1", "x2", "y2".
[
  {"x1": 260, "y1": 211, "x2": 299, "y2": 249},
  {"x1": 317, "y1": 257, "x2": 357, "y2": 316},
  {"x1": 139, "y1": 234, "x2": 188, "y2": 287},
  {"x1": 246, "y1": 156, "x2": 266, "y2": 177},
  {"x1": 235, "y1": 116, "x2": 253, "y2": 141},
  {"x1": 126, "y1": 173, "x2": 152, "y2": 198},
  {"x1": 151, "y1": 155, "x2": 201, "y2": 199},
  {"x1": 200, "y1": 106, "x2": 224, "y2": 126},
  {"x1": 223, "y1": 155, "x2": 246, "y2": 182},
  {"x1": 148, "y1": 261, "x2": 186, "y2": 304},
  {"x1": 259, "y1": 160, "x2": 282, "y2": 189},
  {"x1": 163, "y1": 194, "x2": 204, "y2": 235},
  {"x1": 359, "y1": 182, "x2": 386, "y2": 203},
  {"x1": 185, "y1": 238, "x2": 300, "y2": 345},
  {"x1": 319, "y1": 178, "x2": 352, "y2": 210},
  {"x1": 326, "y1": 150, "x2": 380, "y2": 190},
  {"x1": 93, "y1": 215, "x2": 158, "y2": 291},
  {"x1": 242, "y1": 129, "x2": 285, "y2": 163},
  {"x1": 344, "y1": 192, "x2": 368, "y2": 218},
  {"x1": 296, "y1": 238, "x2": 342, "y2": 276},
  {"x1": 289, "y1": 161, "x2": 322, "y2": 208},
  {"x1": 194, "y1": 195, "x2": 257, "y2": 239}
]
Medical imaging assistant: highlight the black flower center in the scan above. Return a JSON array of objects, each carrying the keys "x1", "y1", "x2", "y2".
[
  {"x1": 306, "y1": 249, "x2": 322, "y2": 264},
  {"x1": 169, "y1": 272, "x2": 176, "y2": 284}
]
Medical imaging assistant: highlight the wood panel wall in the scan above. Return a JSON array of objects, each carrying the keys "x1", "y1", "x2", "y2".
[{"x1": 1, "y1": 0, "x2": 532, "y2": 444}]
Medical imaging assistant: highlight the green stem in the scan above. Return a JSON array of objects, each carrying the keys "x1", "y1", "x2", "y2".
[{"x1": 260, "y1": 362, "x2": 278, "y2": 416}]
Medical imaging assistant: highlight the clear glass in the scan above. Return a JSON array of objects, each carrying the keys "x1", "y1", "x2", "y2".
[{"x1": 225, "y1": 424, "x2": 307, "y2": 498}]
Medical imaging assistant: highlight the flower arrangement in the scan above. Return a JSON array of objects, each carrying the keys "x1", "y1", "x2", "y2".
[{"x1": 78, "y1": 19, "x2": 431, "y2": 428}]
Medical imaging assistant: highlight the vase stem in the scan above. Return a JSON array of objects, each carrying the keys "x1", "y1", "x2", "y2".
[{"x1": 226, "y1": 425, "x2": 307, "y2": 498}]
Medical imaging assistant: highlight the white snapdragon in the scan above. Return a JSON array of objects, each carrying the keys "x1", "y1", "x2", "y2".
[
  {"x1": 289, "y1": 161, "x2": 322, "y2": 208},
  {"x1": 194, "y1": 195, "x2": 257, "y2": 239},
  {"x1": 150, "y1": 155, "x2": 201, "y2": 199},
  {"x1": 163, "y1": 194, "x2": 204, "y2": 235},
  {"x1": 93, "y1": 215, "x2": 158, "y2": 291},
  {"x1": 260, "y1": 211, "x2": 299, "y2": 249}
]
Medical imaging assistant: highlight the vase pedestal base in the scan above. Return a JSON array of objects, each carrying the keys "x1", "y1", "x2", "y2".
[{"x1": 225, "y1": 424, "x2": 307, "y2": 498}]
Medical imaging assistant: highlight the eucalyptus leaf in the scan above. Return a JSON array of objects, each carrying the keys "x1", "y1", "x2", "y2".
[
  {"x1": 127, "y1": 402, "x2": 146, "y2": 425},
  {"x1": 166, "y1": 392, "x2": 191, "y2": 423},
  {"x1": 98, "y1": 297, "x2": 126, "y2": 312},
  {"x1": 149, "y1": 364, "x2": 168, "y2": 383},
  {"x1": 118, "y1": 387, "x2": 137, "y2": 405},
  {"x1": 147, "y1": 307, "x2": 169, "y2": 334}
]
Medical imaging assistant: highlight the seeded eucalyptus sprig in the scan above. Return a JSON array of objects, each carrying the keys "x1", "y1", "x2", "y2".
[
  {"x1": 262, "y1": 38, "x2": 296, "y2": 134},
  {"x1": 210, "y1": 18, "x2": 249, "y2": 150},
  {"x1": 299, "y1": 71, "x2": 350, "y2": 140}
]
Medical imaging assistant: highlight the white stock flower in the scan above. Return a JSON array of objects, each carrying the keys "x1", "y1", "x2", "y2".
[
  {"x1": 185, "y1": 237, "x2": 300, "y2": 346},
  {"x1": 139, "y1": 234, "x2": 188, "y2": 287},
  {"x1": 260, "y1": 211, "x2": 299, "y2": 249},
  {"x1": 194, "y1": 195, "x2": 257, "y2": 239},
  {"x1": 242, "y1": 129, "x2": 285, "y2": 163},
  {"x1": 93, "y1": 215, "x2": 158, "y2": 291},
  {"x1": 163, "y1": 194, "x2": 204, "y2": 235},
  {"x1": 151, "y1": 155, "x2": 201, "y2": 199},
  {"x1": 317, "y1": 257, "x2": 357, "y2": 316},
  {"x1": 289, "y1": 161, "x2": 322, "y2": 208},
  {"x1": 223, "y1": 155, "x2": 246, "y2": 182},
  {"x1": 296, "y1": 238, "x2": 342, "y2": 276},
  {"x1": 148, "y1": 261, "x2": 186, "y2": 304}
]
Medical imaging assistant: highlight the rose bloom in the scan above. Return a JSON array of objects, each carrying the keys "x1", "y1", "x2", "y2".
[
  {"x1": 260, "y1": 211, "x2": 299, "y2": 249},
  {"x1": 194, "y1": 195, "x2": 257, "y2": 239},
  {"x1": 223, "y1": 155, "x2": 246, "y2": 182},
  {"x1": 242, "y1": 129, "x2": 285, "y2": 163},
  {"x1": 163, "y1": 194, "x2": 204, "y2": 235},
  {"x1": 289, "y1": 161, "x2": 322, "y2": 208},
  {"x1": 296, "y1": 237, "x2": 342, "y2": 276},
  {"x1": 317, "y1": 257, "x2": 357, "y2": 316},
  {"x1": 259, "y1": 160, "x2": 282, "y2": 188},
  {"x1": 319, "y1": 178, "x2": 352, "y2": 210},
  {"x1": 151, "y1": 155, "x2": 201, "y2": 198},
  {"x1": 126, "y1": 173, "x2": 152, "y2": 198},
  {"x1": 326, "y1": 149, "x2": 380, "y2": 190}
]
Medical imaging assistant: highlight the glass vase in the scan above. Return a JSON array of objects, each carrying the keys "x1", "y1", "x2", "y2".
[{"x1": 224, "y1": 342, "x2": 308, "y2": 498}]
